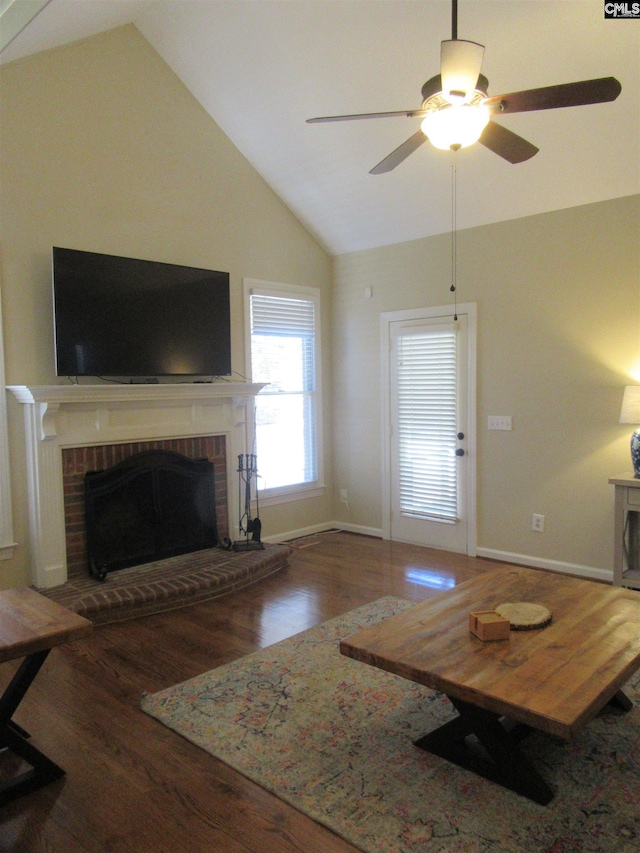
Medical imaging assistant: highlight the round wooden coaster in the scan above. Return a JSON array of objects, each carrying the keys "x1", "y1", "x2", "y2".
[{"x1": 494, "y1": 602, "x2": 552, "y2": 631}]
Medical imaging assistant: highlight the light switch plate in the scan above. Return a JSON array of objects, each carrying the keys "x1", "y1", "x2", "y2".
[{"x1": 488, "y1": 416, "x2": 512, "y2": 431}]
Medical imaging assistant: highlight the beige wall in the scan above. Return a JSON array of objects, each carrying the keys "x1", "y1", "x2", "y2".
[
  {"x1": 2, "y1": 24, "x2": 638, "y2": 589},
  {"x1": 0, "y1": 26, "x2": 333, "y2": 587},
  {"x1": 332, "y1": 194, "x2": 640, "y2": 575}
]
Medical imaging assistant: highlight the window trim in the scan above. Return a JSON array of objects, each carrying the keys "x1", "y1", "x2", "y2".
[
  {"x1": 244, "y1": 278, "x2": 324, "y2": 503},
  {"x1": 0, "y1": 284, "x2": 16, "y2": 560}
]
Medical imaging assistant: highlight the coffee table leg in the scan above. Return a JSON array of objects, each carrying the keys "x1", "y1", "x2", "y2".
[
  {"x1": 608, "y1": 689, "x2": 633, "y2": 712},
  {"x1": 414, "y1": 696, "x2": 554, "y2": 805}
]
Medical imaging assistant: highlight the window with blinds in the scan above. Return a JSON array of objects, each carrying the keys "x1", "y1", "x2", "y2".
[
  {"x1": 395, "y1": 325, "x2": 458, "y2": 522},
  {"x1": 249, "y1": 288, "x2": 318, "y2": 491}
]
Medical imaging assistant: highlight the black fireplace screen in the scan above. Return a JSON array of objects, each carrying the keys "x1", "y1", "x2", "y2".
[{"x1": 84, "y1": 449, "x2": 219, "y2": 580}]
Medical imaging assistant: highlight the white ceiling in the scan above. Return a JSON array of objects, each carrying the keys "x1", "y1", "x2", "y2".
[{"x1": 2, "y1": 0, "x2": 639, "y2": 255}]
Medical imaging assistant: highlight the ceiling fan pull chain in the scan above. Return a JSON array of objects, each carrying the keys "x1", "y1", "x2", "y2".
[{"x1": 451, "y1": 155, "x2": 458, "y2": 321}]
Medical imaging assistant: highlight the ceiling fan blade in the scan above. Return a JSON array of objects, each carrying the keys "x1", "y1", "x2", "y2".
[
  {"x1": 307, "y1": 109, "x2": 427, "y2": 124},
  {"x1": 440, "y1": 39, "x2": 485, "y2": 100},
  {"x1": 370, "y1": 130, "x2": 427, "y2": 175},
  {"x1": 484, "y1": 77, "x2": 621, "y2": 114},
  {"x1": 479, "y1": 121, "x2": 539, "y2": 164}
]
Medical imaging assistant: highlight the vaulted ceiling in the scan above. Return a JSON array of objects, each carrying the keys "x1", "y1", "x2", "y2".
[{"x1": 2, "y1": 0, "x2": 639, "y2": 255}]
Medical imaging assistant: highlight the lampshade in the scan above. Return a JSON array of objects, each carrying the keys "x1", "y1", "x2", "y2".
[
  {"x1": 421, "y1": 102, "x2": 490, "y2": 151},
  {"x1": 620, "y1": 386, "x2": 640, "y2": 424}
]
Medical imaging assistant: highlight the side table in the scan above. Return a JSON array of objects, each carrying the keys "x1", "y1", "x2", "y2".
[
  {"x1": 609, "y1": 473, "x2": 640, "y2": 589},
  {"x1": 0, "y1": 586, "x2": 92, "y2": 806}
]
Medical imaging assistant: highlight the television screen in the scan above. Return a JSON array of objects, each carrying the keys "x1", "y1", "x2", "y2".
[{"x1": 53, "y1": 247, "x2": 231, "y2": 377}]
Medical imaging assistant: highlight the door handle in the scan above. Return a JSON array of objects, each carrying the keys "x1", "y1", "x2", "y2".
[
  {"x1": 457, "y1": 432, "x2": 465, "y2": 440},
  {"x1": 455, "y1": 448, "x2": 465, "y2": 457}
]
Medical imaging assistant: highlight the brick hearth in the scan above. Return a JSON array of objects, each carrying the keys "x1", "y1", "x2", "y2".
[
  {"x1": 46, "y1": 431, "x2": 291, "y2": 624},
  {"x1": 41, "y1": 542, "x2": 291, "y2": 624}
]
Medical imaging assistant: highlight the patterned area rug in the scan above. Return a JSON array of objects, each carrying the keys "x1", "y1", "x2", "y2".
[{"x1": 141, "y1": 597, "x2": 640, "y2": 853}]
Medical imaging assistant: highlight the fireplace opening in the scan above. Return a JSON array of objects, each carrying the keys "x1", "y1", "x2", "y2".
[{"x1": 84, "y1": 449, "x2": 221, "y2": 580}]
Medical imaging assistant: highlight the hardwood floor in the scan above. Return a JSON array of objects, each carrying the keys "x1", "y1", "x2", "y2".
[{"x1": 0, "y1": 532, "x2": 501, "y2": 852}]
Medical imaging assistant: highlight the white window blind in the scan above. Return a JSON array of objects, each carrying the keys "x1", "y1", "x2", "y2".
[
  {"x1": 395, "y1": 325, "x2": 458, "y2": 522},
  {"x1": 250, "y1": 292, "x2": 317, "y2": 490}
]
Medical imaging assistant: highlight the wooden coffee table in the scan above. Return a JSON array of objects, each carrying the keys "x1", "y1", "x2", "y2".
[
  {"x1": 340, "y1": 566, "x2": 640, "y2": 804},
  {"x1": 0, "y1": 587, "x2": 92, "y2": 806}
]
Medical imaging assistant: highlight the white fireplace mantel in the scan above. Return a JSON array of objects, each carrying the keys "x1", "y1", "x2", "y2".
[{"x1": 8, "y1": 382, "x2": 264, "y2": 588}]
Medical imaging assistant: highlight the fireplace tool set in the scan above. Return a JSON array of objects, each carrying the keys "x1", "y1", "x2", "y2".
[{"x1": 233, "y1": 453, "x2": 264, "y2": 551}]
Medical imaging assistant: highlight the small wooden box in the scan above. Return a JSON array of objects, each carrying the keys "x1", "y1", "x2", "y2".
[{"x1": 469, "y1": 610, "x2": 511, "y2": 641}]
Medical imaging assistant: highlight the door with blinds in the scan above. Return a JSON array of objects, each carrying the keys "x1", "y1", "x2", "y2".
[{"x1": 383, "y1": 305, "x2": 476, "y2": 555}]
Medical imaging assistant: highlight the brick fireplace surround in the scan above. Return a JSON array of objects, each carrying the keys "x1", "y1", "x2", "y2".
[
  {"x1": 8, "y1": 384, "x2": 291, "y2": 623},
  {"x1": 63, "y1": 435, "x2": 229, "y2": 579}
]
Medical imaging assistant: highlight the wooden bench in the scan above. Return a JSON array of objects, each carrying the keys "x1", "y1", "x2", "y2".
[{"x1": 0, "y1": 586, "x2": 92, "y2": 806}]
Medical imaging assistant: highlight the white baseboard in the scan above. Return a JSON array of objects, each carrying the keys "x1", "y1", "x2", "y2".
[
  {"x1": 476, "y1": 547, "x2": 613, "y2": 583},
  {"x1": 263, "y1": 520, "x2": 383, "y2": 545},
  {"x1": 264, "y1": 525, "x2": 614, "y2": 585},
  {"x1": 333, "y1": 521, "x2": 384, "y2": 538}
]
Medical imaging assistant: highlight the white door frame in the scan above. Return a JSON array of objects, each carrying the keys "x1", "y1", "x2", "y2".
[{"x1": 380, "y1": 302, "x2": 477, "y2": 556}]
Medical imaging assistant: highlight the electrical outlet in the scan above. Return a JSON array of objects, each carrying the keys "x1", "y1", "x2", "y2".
[
  {"x1": 340, "y1": 489, "x2": 348, "y2": 503},
  {"x1": 531, "y1": 514, "x2": 545, "y2": 532}
]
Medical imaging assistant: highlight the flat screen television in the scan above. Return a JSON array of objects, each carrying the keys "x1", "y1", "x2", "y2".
[{"x1": 52, "y1": 247, "x2": 231, "y2": 378}]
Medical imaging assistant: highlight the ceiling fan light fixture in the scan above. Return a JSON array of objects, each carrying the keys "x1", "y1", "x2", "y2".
[
  {"x1": 421, "y1": 101, "x2": 490, "y2": 151},
  {"x1": 307, "y1": 0, "x2": 622, "y2": 172}
]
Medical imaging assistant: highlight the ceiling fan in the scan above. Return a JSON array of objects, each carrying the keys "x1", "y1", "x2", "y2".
[{"x1": 307, "y1": 0, "x2": 621, "y2": 174}]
